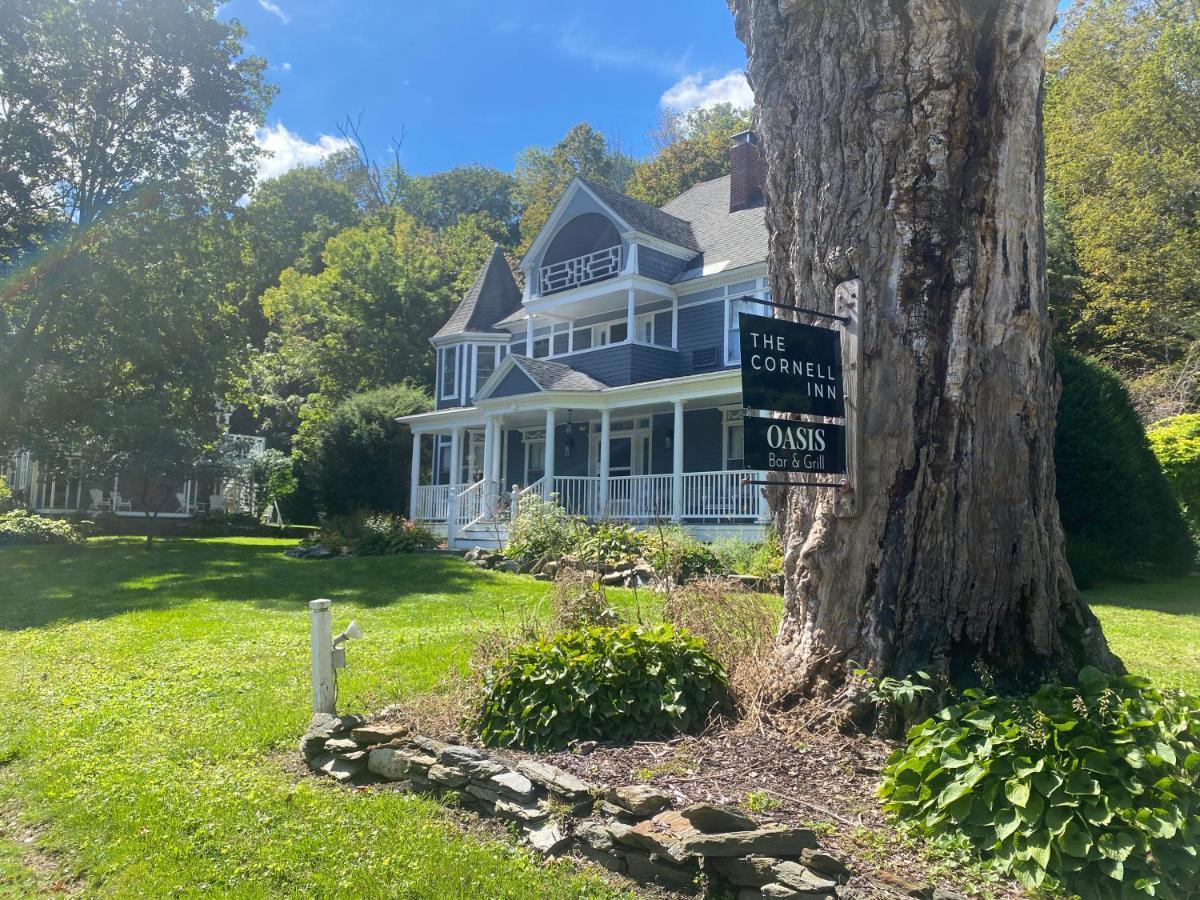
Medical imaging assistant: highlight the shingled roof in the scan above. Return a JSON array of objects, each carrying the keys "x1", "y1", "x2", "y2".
[
  {"x1": 509, "y1": 355, "x2": 607, "y2": 391},
  {"x1": 579, "y1": 178, "x2": 700, "y2": 252},
  {"x1": 433, "y1": 245, "x2": 522, "y2": 339},
  {"x1": 660, "y1": 174, "x2": 767, "y2": 282}
]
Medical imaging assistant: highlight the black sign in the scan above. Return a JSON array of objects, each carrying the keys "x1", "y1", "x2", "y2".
[
  {"x1": 743, "y1": 415, "x2": 846, "y2": 475},
  {"x1": 739, "y1": 313, "x2": 844, "y2": 418}
]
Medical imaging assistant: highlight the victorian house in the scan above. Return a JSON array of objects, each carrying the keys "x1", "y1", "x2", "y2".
[{"x1": 401, "y1": 132, "x2": 775, "y2": 548}]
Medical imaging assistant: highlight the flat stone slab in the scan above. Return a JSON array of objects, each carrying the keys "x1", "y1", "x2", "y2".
[
  {"x1": 799, "y1": 849, "x2": 850, "y2": 881},
  {"x1": 708, "y1": 855, "x2": 776, "y2": 887},
  {"x1": 437, "y1": 745, "x2": 484, "y2": 766},
  {"x1": 678, "y1": 825, "x2": 818, "y2": 858},
  {"x1": 427, "y1": 764, "x2": 469, "y2": 788},
  {"x1": 772, "y1": 861, "x2": 838, "y2": 893},
  {"x1": 605, "y1": 784, "x2": 671, "y2": 817},
  {"x1": 624, "y1": 850, "x2": 697, "y2": 889},
  {"x1": 526, "y1": 820, "x2": 569, "y2": 855},
  {"x1": 490, "y1": 770, "x2": 536, "y2": 800},
  {"x1": 680, "y1": 802, "x2": 758, "y2": 833},
  {"x1": 495, "y1": 796, "x2": 550, "y2": 823},
  {"x1": 367, "y1": 747, "x2": 433, "y2": 781},
  {"x1": 315, "y1": 752, "x2": 364, "y2": 784},
  {"x1": 323, "y1": 737, "x2": 359, "y2": 753},
  {"x1": 516, "y1": 760, "x2": 594, "y2": 800},
  {"x1": 350, "y1": 722, "x2": 409, "y2": 744}
]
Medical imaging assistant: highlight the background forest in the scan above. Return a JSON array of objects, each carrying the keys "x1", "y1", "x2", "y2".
[{"x1": 1, "y1": 0, "x2": 1197, "y2": 581}]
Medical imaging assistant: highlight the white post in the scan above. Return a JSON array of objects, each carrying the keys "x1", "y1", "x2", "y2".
[
  {"x1": 525, "y1": 313, "x2": 534, "y2": 355},
  {"x1": 409, "y1": 431, "x2": 421, "y2": 520},
  {"x1": 510, "y1": 484, "x2": 520, "y2": 523},
  {"x1": 671, "y1": 296, "x2": 679, "y2": 350},
  {"x1": 543, "y1": 409, "x2": 556, "y2": 500},
  {"x1": 626, "y1": 288, "x2": 636, "y2": 343},
  {"x1": 448, "y1": 427, "x2": 463, "y2": 539},
  {"x1": 599, "y1": 409, "x2": 611, "y2": 516},
  {"x1": 672, "y1": 400, "x2": 684, "y2": 522},
  {"x1": 309, "y1": 599, "x2": 336, "y2": 716},
  {"x1": 481, "y1": 416, "x2": 496, "y2": 515}
]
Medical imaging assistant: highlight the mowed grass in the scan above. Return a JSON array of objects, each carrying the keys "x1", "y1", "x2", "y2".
[
  {"x1": 0, "y1": 537, "x2": 1195, "y2": 897},
  {"x1": 0, "y1": 537, "x2": 627, "y2": 899}
]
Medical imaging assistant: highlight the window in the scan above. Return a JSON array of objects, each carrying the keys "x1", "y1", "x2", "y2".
[
  {"x1": 572, "y1": 327, "x2": 593, "y2": 351},
  {"x1": 440, "y1": 346, "x2": 458, "y2": 398},
  {"x1": 525, "y1": 439, "x2": 546, "y2": 483},
  {"x1": 475, "y1": 346, "x2": 495, "y2": 393},
  {"x1": 595, "y1": 320, "x2": 628, "y2": 346},
  {"x1": 636, "y1": 313, "x2": 655, "y2": 344},
  {"x1": 726, "y1": 293, "x2": 771, "y2": 364},
  {"x1": 532, "y1": 337, "x2": 550, "y2": 359},
  {"x1": 725, "y1": 421, "x2": 745, "y2": 470}
]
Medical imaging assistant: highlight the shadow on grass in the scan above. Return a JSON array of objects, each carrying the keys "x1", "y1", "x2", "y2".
[
  {"x1": 2, "y1": 538, "x2": 496, "y2": 630},
  {"x1": 1083, "y1": 575, "x2": 1200, "y2": 617}
]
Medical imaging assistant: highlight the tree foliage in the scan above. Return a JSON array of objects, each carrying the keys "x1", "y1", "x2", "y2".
[
  {"x1": 1147, "y1": 412, "x2": 1200, "y2": 529},
  {"x1": 1054, "y1": 348, "x2": 1195, "y2": 585},
  {"x1": 300, "y1": 383, "x2": 430, "y2": 517},
  {"x1": 514, "y1": 123, "x2": 633, "y2": 251},
  {"x1": 625, "y1": 104, "x2": 751, "y2": 206},
  {"x1": 1044, "y1": 0, "x2": 1200, "y2": 372}
]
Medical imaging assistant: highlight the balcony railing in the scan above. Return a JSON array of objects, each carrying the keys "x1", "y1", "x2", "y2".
[{"x1": 539, "y1": 244, "x2": 622, "y2": 295}]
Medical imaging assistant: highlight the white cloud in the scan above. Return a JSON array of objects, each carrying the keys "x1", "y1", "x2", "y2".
[
  {"x1": 661, "y1": 70, "x2": 754, "y2": 111},
  {"x1": 279, "y1": 61, "x2": 292, "y2": 71},
  {"x1": 254, "y1": 122, "x2": 352, "y2": 181},
  {"x1": 556, "y1": 21, "x2": 687, "y2": 77},
  {"x1": 257, "y1": 0, "x2": 290, "y2": 24}
]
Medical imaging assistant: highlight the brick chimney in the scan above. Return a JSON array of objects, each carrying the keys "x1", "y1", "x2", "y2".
[{"x1": 729, "y1": 130, "x2": 766, "y2": 213}]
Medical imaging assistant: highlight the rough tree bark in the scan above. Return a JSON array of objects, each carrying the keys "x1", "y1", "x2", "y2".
[{"x1": 730, "y1": 0, "x2": 1122, "y2": 705}]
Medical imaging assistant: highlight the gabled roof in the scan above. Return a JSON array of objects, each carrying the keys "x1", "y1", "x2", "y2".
[
  {"x1": 433, "y1": 245, "x2": 522, "y2": 339},
  {"x1": 476, "y1": 354, "x2": 608, "y2": 400},
  {"x1": 660, "y1": 175, "x2": 767, "y2": 282},
  {"x1": 577, "y1": 178, "x2": 700, "y2": 252}
]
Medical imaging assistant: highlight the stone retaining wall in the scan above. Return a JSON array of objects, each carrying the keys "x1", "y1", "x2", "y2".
[{"x1": 301, "y1": 713, "x2": 849, "y2": 898}]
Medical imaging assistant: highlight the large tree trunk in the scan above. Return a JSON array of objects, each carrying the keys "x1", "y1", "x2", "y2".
[{"x1": 730, "y1": 0, "x2": 1122, "y2": 706}]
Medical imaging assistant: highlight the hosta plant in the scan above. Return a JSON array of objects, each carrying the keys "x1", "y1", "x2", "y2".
[
  {"x1": 879, "y1": 667, "x2": 1200, "y2": 898},
  {"x1": 476, "y1": 623, "x2": 728, "y2": 750}
]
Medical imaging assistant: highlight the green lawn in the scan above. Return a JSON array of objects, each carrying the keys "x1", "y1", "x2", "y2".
[
  {"x1": 0, "y1": 538, "x2": 627, "y2": 899},
  {"x1": 0, "y1": 537, "x2": 1195, "y2": 898}
]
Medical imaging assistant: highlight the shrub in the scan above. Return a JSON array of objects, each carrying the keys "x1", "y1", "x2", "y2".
[
  {"x1": 879, "y1": 667, "x2": 1200, "y2": 898},
  {"x1": 1148, "y1": 413, "x2": 1200, "y2": 530},
  {"x1": 0, "y1": 475, "x2": 13, "y2": 513},
  {"x1": 302, "y1": 383, "x2": 431, "y2": 517},
  {"x1": 644, "y1": 525, "x2": 721, "y2": 582},
  {"x1": 578, "y1": 521, "x2": 646, "y2": 567},
  {"x1": 550, "y1": 570, "x2": 620, "y2": 632},
  {"x1": 0, "y1": 509, "x2": 86, "y2": 545},
  {"x1": 505, "y1": 495, "x2": 583, "y2": 564},
  {"x1": 477, "y1": 623, "x2": 728, "y2": 750},
  {"x1": 1054, "y1": 348, "x2": 1195, "y2": 585},
  {"x1": 315, "y1": 511, "x2": 439, "y2": 556},
  {"x1": 711, "y1": 528, "x2": 783, "y2": 578}
]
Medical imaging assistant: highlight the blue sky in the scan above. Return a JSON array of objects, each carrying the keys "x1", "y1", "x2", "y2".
[{"x1": 221, "y1": 0, "x2": 752, "y2": 182}]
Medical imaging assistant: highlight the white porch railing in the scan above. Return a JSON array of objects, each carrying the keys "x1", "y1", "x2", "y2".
[
  {"x1": 539, "y1": 245, "x2": 622, "y2": 294},
  {"x1": 553, "y1": 476, "x2": 601, "y2": 518},
  {"x1": 424, "y1": 471, "x2": 768, "y2": 524},
  {"x1": 607, "y1": 474, "x2": 673, "y2": 520},
  {"x1": 414, "y1": 484, "x2": 453, "y2": 521},
  {"x1": 681, "y1": 470, "x2": 766, "y2": 520}
]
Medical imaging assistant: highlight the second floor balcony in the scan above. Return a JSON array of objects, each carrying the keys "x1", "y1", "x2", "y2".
[{"x1": 539, "y1": 244, "x2": 623, "y2": 295}]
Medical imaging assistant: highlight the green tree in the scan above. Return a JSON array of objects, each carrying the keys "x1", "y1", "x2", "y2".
[
  {"x1": 626, "y1": 104, "x2": 752, "y2": 206},
  {"x1": 514, "y1": 123, "x2": 633, "y2": 251},
  {"x1": 399, "y1": 165, "x2": 519, "y2": 241},
  {"x1": 1147, "y1": 412, "x2": 1200, "y2": 530},
  {"x1": 302, "y1": 383, "x2": 430, "y2": 517},
  {"x1": 0, "y1": 0, "x2": 272, "y2": 435},
  {"x1": 1044, "y1": 0, "x2": 1200, "y2": 371}
]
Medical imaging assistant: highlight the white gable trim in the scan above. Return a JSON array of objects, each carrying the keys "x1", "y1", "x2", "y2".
[{"x1": 474, "y1": 354, "x2": 544, "y2": 402}]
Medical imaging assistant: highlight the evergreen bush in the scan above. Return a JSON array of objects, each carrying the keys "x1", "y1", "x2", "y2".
[
  {"x1": 1054, "y1": 348, "x2": 1194, "y2": 585},
  {"x1": 0, "y1": 509, "x2": 86, "y2": 545},
  {"x1": 880, "y1": 668, "x2": 1200, "y2": 898},
  {"x1": 477, "y1": 624, "x2": 728, "y2": 750},
  {"x1": 303, "y1": 383, "x2": 430, "y2": 517}
]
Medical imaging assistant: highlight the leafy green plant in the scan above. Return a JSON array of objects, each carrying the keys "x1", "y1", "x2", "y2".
[
  {"x1": 578, "y1": 521, "x2": 646, "y2": 567},
  {"x1": 0, "y1": 475, "x2": 13, "y2": 513},
  {"x1": 743, "y1": 790, "x2": 782, "y2": 813},
  {"x1": 476, "y1": 624, "x2": 728, "y2": 750},
  {"x1": 646, "y1": 525, "x2": 721, "y2": 582},
  {"x1": 1148, "y1": 413, "x2": 1200, "y2": 530},
  {"x1": 504, "y1": 495, "x2": 583, "y2": 564},
  {"x1": 711, "y1": 529, "x2": 783, "y2": 578},
  {"x1": 314, "y1": 511, "x2": 439, "y2": 556},
  {"x1": 879, "y1": 667, "x2": 1200, "y2": 898},
  {"x1": 0, "y1": 509, "x2": 85, "y2": 545}
]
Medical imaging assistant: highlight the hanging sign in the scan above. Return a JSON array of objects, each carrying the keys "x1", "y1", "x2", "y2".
[
  {"x1": 743, "y1": 415, "x2": 846, "y2": 475},
  {"x1": 739, "y1": 312, "x2": 844, "y2": 417}
]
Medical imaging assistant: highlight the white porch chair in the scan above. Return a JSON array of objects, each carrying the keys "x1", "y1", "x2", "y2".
[
  {"x1": 208, "y1": 494, "x2": 227, "y2": 513},
  {"x1": 87, "y1": 489, "x2": 107, "y2": 513},
  {"x1": 111, "y1": 492, "x2": 132, "y2": 512},
  {"x1": 175, "y1": 492, "x2": 195, "y2": 514}
]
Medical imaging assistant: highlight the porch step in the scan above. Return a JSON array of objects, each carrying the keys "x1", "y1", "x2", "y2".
[{"x1": 449, "y1": 523, "x2": 509, "y2": 552}]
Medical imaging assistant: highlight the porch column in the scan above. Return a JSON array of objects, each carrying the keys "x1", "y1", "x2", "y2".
[
  {"x1": 599, "y1": 409, "x2": 611, "y2": 516},
  {"x1": 671, "y1": 296, "x2": 679, "y2": 350},
  {"x1": 492, "y1": 421, "x2": 505, "y2": 485},
  {"x1": 525, "y1": 313, "x2": 534, "y2": 354},
  {"x1": 448, "y1": 427, "x2": 463, "y2": 536},
  {"x1": 481, "y1": 416, "x2": 497, "y2": 516},
  {"x1": 672, "y1": 400, "x2": 684, "y2": 522},
  {"x1": 543, "y1": 409, "x2": 556, "y2": 500},
  {"x1": 409, "y1": 431, "x2": 421, "y2": 520},
  {"x1": 626, "y1": 288, "x2": 636, "y2": 342}
]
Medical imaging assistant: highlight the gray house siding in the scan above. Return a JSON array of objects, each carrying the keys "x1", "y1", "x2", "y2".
[
  {"x1": 491, "y1": 367, "x2": 539, "y2": 399},
  {"x1": 504, "y1": 430, "x2": 524, "y2": 487},
  {"x1": 637, "y1": 246, "x2": 685, "y2": 282},
  {"x1": 555, "y1": 423, "x2": 590, "y2": 477},
  {"x1": 564, "y1": 344, "x2": 682, "y2": 387},
  {"x1": 676, "y1": 301, "x2": 726, "y2": 375},
  {"x1": 553, "y1": 332, "x2": 569, "y2": 355},
  {"x1": 683, "y1": 408, "x2": 725, "y2": 472},
  {"x1": 654, "y1": 310, "x2": 673, "y2": 347}
]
